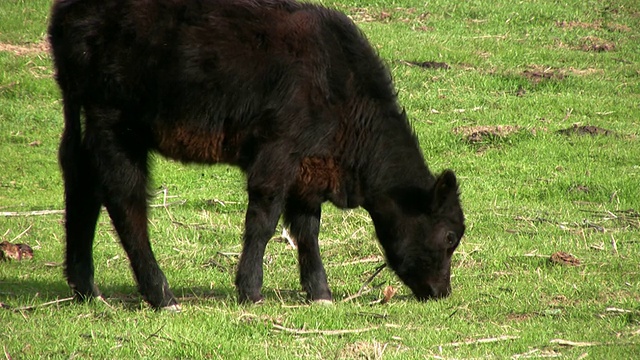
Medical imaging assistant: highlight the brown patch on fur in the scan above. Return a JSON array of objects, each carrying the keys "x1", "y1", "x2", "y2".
[
  {"x1": 154, "y1": 124, "x2": 226, "y2": 163},
  {"x1": 296, "y1": 157, "x2": 341, "y2": 194}
]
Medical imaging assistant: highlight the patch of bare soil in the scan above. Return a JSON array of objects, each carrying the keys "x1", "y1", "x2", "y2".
[
  {"x1": 345, "y1": 6, "x2": 430, "y2": 29},
  {"x1": 519, "y1": 65, "x2": 602, "y2": 85},
  {"x1": 549, "y1": 251, "x2": 580, "y2": 266},
  {"x1": 400, "y1": 60, "x2": 450, "y2": 70},
  {"x1": 453, "y1": 125, "x2": 523, "y2": 143},
  {"x1": 557, "y1": 124, "x2": 615, "y2": 136},
  {"x1": 338, "y1": 341, "x2": 403, "y2": 359},
  {"x1": 507, "y1": 313, "x2": 533, "y2": 322},
  {"x1": 579, "y1": 36, "x2": 615, "y2": 52},
  {"x1": 556, "y1": 20, "x2": 602, "y2": 30},
  {"x1": 568, "y1": 184, "x2": 590, "y2": 193},
  {"x1": 565, "y1": 67, "x2": 602, "y2": 76},
  {"x1": 0, "y1": 40, "x2": 49, "y2": 56},
  {"x1": 606, "y1": 23, "x2": 632, "y2": 32},
  {"x1": 556, "y1": 20, "x2": 631, "y2": 33},
  {"x1": 522, "y1": 66, "x2": 565, "y2": 83}
]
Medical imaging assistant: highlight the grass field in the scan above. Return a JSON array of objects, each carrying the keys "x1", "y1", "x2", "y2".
[{"x1": 1, "y1": 0, "x2": 639, "y2": 358}]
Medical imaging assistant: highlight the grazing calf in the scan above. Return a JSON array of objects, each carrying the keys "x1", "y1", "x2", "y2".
[{"x1": 49, "y1": 0, "x2": 465, "y2": 310}]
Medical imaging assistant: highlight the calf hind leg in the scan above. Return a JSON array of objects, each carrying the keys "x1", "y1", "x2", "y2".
[
  {"x1": 60, "y1": 102, "x2": 102, "y2": 301},
  {"x1": 284, "y1": 197, "x2": 332, "y2": 302},
  {"x1": 90, "y1": 109, "x2": 178, "y2": 310}
]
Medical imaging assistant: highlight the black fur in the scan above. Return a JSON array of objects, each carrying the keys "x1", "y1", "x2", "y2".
[{"x1": 49, "y1": 0, "x2": 465, "y2": 308}]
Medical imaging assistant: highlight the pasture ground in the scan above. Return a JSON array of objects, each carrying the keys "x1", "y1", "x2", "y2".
[{"x1": 1, "y1": 0, "x2": 639, "y2": 358}]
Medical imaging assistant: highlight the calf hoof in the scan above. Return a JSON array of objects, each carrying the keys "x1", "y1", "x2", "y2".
[
  {"x1": 312, "y1": 299, "x2": 333, "y2": 306},
  {"x1": 141, "y1": 282, "x2": 178, "y2": 309},
  {"x1": 70, "y1": 283, "x2": 101, "y2": 302},
  {"x1": 306, "y1": 288, "x2": 332, "y2": 303},
  {"x1": 146, "y1": 296, "x2": 179, "y2": 310},
  {"x1": 161, "y1": 303, "x2": 182, "y2": 312},
  {"x1": 238, "y1": 291, "x2": 264, "y2": 304}
]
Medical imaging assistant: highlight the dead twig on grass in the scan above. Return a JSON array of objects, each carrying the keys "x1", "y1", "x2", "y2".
[
  {"x1": 466, "y1": 34, "x2": 508, "y2": 40},
  {"x1": 611, "y1": 234, "x2": 618, "y2": 255},
  {"x1": 8, "y1": 225, "x2": 32, "y2": 243},
  {"x1": 605, "y1": 307, "x2": 632, "y2": 314},
  {"x1": 273, "y1": 323, "x2": 379, "y2": 336},
  {"x1": 341, "y1": 263, "x2": 387, "y2": 303},
  {"x1": 96, "y1": 296, "x2": 116, "y2": 311},
  {"x1": 217, "y1": 251, "x2": 241, "y2": 258},
  {"x1": 10, "y1": 297, "x2": 74, "y2": 312},
  {"x1": 3, "y1": 345, "x2": 12, "y2": 360},
  {"x1": 144, "y1": 324, "x2": 176, "y2": 343},
  {"x1": 550, "y1": 339, "x2": 598, "y2": 347},
  {"x1": 579, "y1": 208, "x2": 640, "y2": 230},
  {"x1": 512, "y1": 348, "x2": 562, "y2": 358},
  {"x1": 439, "y1": 335, "x2": 519, "y2": 347},
  {"x1": 327, "y1": 255, "x2": 384, "y2": 267},
  {"x1": 0, "y1": 210, "x2": 64, "y2": 217},
  {"x1": 0, "y1": 200, "x2": 187, "y2": 217}
]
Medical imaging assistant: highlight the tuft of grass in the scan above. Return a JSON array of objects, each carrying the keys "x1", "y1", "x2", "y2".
[{"x1": 2, "y1": 0, "x2": 639, "y2": 358}]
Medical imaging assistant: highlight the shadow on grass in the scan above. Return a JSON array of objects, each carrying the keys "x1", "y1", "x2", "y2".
[
  {"x1": 0, "y1": 278, "x2": 247, "y2": 311},
  {"x1": 0, "y1": 276, "x2": 354, "y2": 310}
]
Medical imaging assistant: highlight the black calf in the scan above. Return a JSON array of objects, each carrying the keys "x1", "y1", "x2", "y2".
[{"x1": 49, "y1": 0, "x2": 465, "y2": 309}]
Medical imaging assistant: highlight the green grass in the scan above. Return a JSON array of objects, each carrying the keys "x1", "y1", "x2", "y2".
[{"x1": 1, "y1": 0, "x2": 639, "y2": 358}]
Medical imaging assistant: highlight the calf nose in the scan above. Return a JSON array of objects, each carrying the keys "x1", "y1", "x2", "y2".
[
  {"x1": 414, "y1": 283, "x2": 451, "y2": 301},
  {"x1": 434, "y1": 283, "x2": 451, "y2": 298}
]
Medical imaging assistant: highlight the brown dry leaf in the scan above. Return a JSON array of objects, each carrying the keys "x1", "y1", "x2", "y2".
[
  {"x1": 381, "y1": 285, "x2": 397, "y2": 304},
  {"x1": 0, "y1": 241, "x2": 34, "y2": 261},
  {"x1": 549, "y1": 251, "x2": 580, "y2": 266}
]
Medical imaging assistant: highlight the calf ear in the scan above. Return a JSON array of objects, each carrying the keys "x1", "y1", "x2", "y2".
[{"x1": 433, "y1": 170, "x2": 460, "y2": 208}]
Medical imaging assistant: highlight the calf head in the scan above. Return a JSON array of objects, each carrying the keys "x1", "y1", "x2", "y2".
[{"x1": 371, "y1": 170, "x2": 465, "y2": 300}]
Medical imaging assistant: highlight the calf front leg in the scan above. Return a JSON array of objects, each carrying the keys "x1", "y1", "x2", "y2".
[
  {"x1": 235, "y1": 187, "x2": 285, "y2": 304},
  {"x1": 284, "y1": 197, "x2": 332, "y2": 302}
]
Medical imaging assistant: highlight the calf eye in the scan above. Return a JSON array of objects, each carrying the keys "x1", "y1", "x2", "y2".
[{"x1": 446, "y1": 231, "x2": 458, "y2": 247}]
